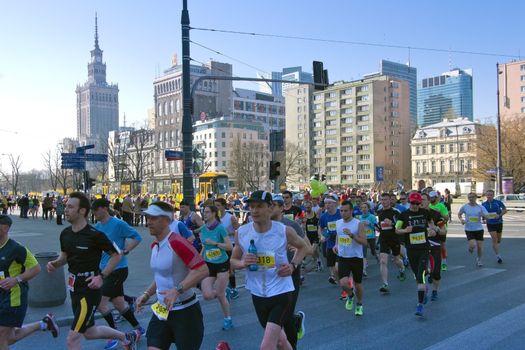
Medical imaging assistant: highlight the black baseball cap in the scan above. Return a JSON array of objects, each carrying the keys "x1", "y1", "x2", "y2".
[
  {"x1": 91, "y1": 198, "x2": 111, "y2": 210},
  {"x1": 247, "y1": 190, "x2": 273, "y2": 204},
  {"x1": 0, "y1": 214, "x2": 13, "y2": 226}
]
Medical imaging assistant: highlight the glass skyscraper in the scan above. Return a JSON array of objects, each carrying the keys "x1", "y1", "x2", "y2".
[
  {"x1": 270, "y1": 66, "x2": 312, "y2": 96},
  {"x1": 380, "y1": 60, "x2": 417, "y2": 128},
  {"x1": 417, "y1": 68, "x2": 473, "y2": 127}
]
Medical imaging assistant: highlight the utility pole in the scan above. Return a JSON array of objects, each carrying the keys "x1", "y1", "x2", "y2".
[
  {"x1": 181, "y1": 0, "x2": 195, "y2": 208},
  {"x1": 496, "y1": 63, "x2": 503, "y2": 195}
]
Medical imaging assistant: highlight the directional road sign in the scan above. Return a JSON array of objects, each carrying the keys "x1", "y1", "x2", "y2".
[{"x1": 84, "y1": 154, "x2": 108, "y2": 162}]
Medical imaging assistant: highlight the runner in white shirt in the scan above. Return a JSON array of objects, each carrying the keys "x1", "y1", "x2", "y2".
[
  {"x1": 230, "y1": 191, "x2": 308, "y2": 350},
  {"x1": 457, "y1": 193, "x2": 489, "y2": 267},
  {"x1": 334, "y1": 200, "x2": 367, "y2": 316}
]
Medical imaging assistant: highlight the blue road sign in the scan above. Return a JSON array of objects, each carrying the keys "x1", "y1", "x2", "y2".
[
  {"x1": 165, "y1": 150, "x2": 183, "y2": 161},
  {"x1": 84, "y1": 154, "x2": 108, "y2": 162},
  {"x1": 61, "y1": 162, "x2": 86, "y2": 170},
  {"x1": 375, "y1": 166, "x2": 385, "y2": 182},
  {"x1": 76, "y1": 144, "x2": 95, "y2": 152}
]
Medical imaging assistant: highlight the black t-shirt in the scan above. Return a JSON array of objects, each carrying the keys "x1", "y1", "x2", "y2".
[
  {"x1": 304, "y1": 214, "x2": 319, "y2": 236},
  {"x1": 60, "y1": 224, "x2": 118, "y2": 275},
  {"x1": 427, "y1": 208, "x2": 445, "y2": 245},
  {"x1": 282, "y1": 205, "x2": 303, "y2": 221},
  {"x1": 377, "y1": 207, "x2": 400, "y2": 238},
  {"x1": 397, "y1": 209, "x2": 433, "y2": 250}
]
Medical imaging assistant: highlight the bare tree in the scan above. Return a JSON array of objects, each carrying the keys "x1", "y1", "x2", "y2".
[
  {"x1": 0, "y1": 154, "x2": 22, "y2": 196},
  {"x1": 276, "y1": 141, "x2": 309, "y2": 190},
  {"x1": 121, "y1": 129, "x2": 156, "y2": 182},
  {"x1": 43, "y1": 144, "x2": 73, "y2": 195},
  {"x1": 229, "y1": 135, "x2": 270, "y2": 192}
]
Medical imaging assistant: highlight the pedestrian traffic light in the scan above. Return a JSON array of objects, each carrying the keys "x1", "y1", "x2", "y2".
[
  {"x1": 321, "y1": 174, "x2": 326, "y2": 181},
  {"x1": 269, "y1": 161, "x2": 281, "y2": 180},
  {"x1": 313, "y1": 61, "x2": 329, "y2": 91}
]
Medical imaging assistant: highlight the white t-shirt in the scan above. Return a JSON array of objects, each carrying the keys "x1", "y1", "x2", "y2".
[
  {"x1": 459, "y1": 203, "x2": 488, "y2": 231},
  {"x1": 335, "y1": 218, "x2": 363, "y2": 258}
]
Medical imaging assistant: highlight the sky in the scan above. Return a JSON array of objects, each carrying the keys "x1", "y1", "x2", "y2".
[{"x1": 1, "y1": 0, "x2": 524, "y2": 171}]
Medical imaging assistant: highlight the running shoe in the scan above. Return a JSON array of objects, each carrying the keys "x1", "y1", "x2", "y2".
[
  {"x1": 415, "y1": 303, "x2": 424, "y2": 317},
  {"x1": 328, "y1": 275, "x2": 337, "y2": 285},
  {"x1": 296, "y1": 311, "x2": 306, "y2": 340},
  {"x1": 345, "y1": 296, "x2": 354, "y2": 311},
  {"x1": 340, "y1": 290, "x2": 348, "y2": 300},
  {"x1": 229, "y1": 288, "x2": 239, "y2": 300},
  {"x1": 441, "y1": 262, "x2": 448, "y2": 271},
  {"x1": 42, "y1": 313, "x2": 59, "y2": 338},
  {"x1": 104, "y1": 339, "x2": 119, "y2": 350},
  {"x1": 403, "y1": 257, "x2": 409, "y2": 267},
  {"x1": 497, "y1": 256, "x2": 503, "y2": 264},
  {"x1": 122, "y1": 330, "x2": 140, "y2": 350},
  {"x1": 477, "y1": 259, "x2": 483, "y2": 267},
  {"x1": 397, "y1": 269, "x2": 406, "y2": 281},
  {"x1": 222, "y1": 318, "x2": 234, "y2": 331},
  {"x1": 363, "y1": 270, "x2": 368, "y2": 278},
  {"x1": 355, "y1": 304, "x2": 364, "y2": 316},
  {"x1": 135, "y1": 325, "x2": 146, "y2": 336},
  {"x1": 431, "y1": 290, "x2": 438, "y2": 301},
  {"x1": 379, "y1": 283, "x2": 390, "y2": 294}
]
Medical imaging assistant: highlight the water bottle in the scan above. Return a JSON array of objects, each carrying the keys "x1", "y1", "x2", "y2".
[{"x1": 248, "y1": 239, "x2": 258, "y2": 271}]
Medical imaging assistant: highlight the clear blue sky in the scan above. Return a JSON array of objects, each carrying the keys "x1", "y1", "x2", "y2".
[{"x1": 1, "y1": 0, "x2": 523, "y2": 171}]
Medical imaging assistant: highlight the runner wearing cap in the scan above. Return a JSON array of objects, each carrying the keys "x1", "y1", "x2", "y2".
[
  {"x1": 395, "y1": 192, "x2": 437, "y2": 317},
  {"x1": 481, "y1": 190, "x2": 507, "y2": 264},
  {"x1": 0, "y1": 214, "x2": 60, "y2": 349},
  {"x1": 91, "y1": 198, "x2": 145, "y2": 350},
  {"x1": 136, "y1": 201, "x2": 209, "y2": 350},
  {"x1": 319, "y1": 194, "x2": 341, "y2": 286},
  {"x1": 231, "y1": 190, "x2": 308, "y2": 350},
  {"x1": 428, "y1": 191, "x2": 450, "y2": 271}
]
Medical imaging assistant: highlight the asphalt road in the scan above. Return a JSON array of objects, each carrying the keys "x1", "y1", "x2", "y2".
[{"x1": 7, "y1": 209, "x2": 525, "y2": 350}]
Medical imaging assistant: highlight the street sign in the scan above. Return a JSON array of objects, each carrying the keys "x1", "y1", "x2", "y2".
[
  {"x1": 61, "y1": 162, "x2": 85, "y2": 170},
  {"x1": 375, "y1": 166, "x2": 384, "y2": 182},
  {"x1": 84, "y1": 154, "x2": 108, "y2": 162},
  {"x1": 165, "y1": 150, "x2": 183, "y2": 161},
  {"x1": 76, "y1": 144, "x2": 95, "y2": 153}
]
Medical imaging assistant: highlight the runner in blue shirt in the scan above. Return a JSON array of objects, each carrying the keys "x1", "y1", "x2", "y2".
[
  {"x1": 318, "y1": 194, "x2": 341, "y2": 285},
  {"x1": 481, "y1": 190, "x2": 507, "y2": 264}
]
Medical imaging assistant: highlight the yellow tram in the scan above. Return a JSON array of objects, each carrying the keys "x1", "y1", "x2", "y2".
[{"x1": 196, "y1": 172, "x2": 229, "y2": 204}]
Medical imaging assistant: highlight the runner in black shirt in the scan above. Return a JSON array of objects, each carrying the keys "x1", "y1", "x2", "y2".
[
  {"x1": 395, "y1": 192, "x2": 437, "y2": 317},
  {"x1": 376, "y1": 193, "x2": 405, "y2": 294},
  {"x1": 47, "y1": 192, "x2": 139, "y2": 350},
  {"x1": 282, "y1": 191, "x2": 303, "y2": 221}
]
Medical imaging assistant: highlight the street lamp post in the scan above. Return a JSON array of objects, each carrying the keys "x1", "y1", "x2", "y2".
[{"x1": 496, "y1": 63, "x2": 503, "y2": 195}]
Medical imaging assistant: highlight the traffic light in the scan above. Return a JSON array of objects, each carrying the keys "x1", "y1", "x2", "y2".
[
  {"x1": 269, "y1": 161, "x2": 281, "y2": 180},
  {"x1": 321, "y1": 174, "x2": 326, "y2": 181},
  {"x1": 86, "y1": 178, "x2": 96, "y2": 190},
  {"x1": 313, "y1": 61, "x2": 329, "y2": 91},
  {"x1": 490, "y1": 175, "x2": 496, "y2": 182}
]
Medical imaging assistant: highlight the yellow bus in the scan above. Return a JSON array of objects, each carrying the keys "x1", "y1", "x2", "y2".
[{"x1": 196, "y1": 172, "x2": 229, "y2": 204}]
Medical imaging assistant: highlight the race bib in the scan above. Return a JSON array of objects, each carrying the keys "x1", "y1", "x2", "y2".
[
  {"x1": 365, "y1": 228, "x2": 373, "y2": 236},
  {"x1": 67, "y1": 274, "x2": 76, "y2": 292},
  {"x1": 487, "y1": 213, "x2": 498, "y2": 219},
  {"x1": 0, "y1": 271, "x2": 5, "y2": 280},
  {"x1": 205, "y1": 248, "x2": 222, "y2": 261},
  {"x1": 380, "y1": 221, "x2": 393, "y2": 230},
  {"x1": 338, "y1": 235, "x2": 352, "y2": 246},
  {"x1": 257, "y1": 251, "x2": 275, "y2": 268},
  {"x1": 328, "y1": 222, "x2": 337, "y2": 231},
  {"x1": 151, "y1": 301, "x2": 169, "y2": 321},
  {"x1": 409, "y1": 232, "x2": 426, "y2": 245},
  {"x1": 468, "y1": 217, "x2": 479, "y2": 223},
  {"x1": 284, "y1": 214, "x2": 294, "y2": 221},
  {"x1": 307, "y1": 224, "x2": 317, "y2": 232}
]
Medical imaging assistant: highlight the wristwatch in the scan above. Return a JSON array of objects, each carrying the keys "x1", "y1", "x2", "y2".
[
  {"x1": 291, "y1": 262, "x2": 298, "y2": 271},
  {"x1": 16, "y1": 276, "x2": 23, "y2": 284},
  {"x1": 175, "y1": 282, "x2": 184, "y2": 294}
]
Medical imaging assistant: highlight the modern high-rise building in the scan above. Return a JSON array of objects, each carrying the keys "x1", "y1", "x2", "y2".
[
  {"x1": 232, "y1": 88, "x2": 285, "y2": 132},
  {"x1": 265, "y1": 66, "x2": 313, "y2": 96},
  {"x1": 312, "y1": 75, "x2": 412, "y2": 189},
  {"x1": 417, "y1": 68, "x2": 473, "y2": 127},
  {"x1": 76, "y1": 15, "x2": 119, "y2": 150},
  {"x1": 497, "y1": 59, "x2": 525, "y2": 120},
  {"x1": 379, "y1": 60, "x2": 417, "y2": 129}
]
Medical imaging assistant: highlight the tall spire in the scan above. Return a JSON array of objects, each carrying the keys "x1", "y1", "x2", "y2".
[{"x1": 94, "y1": 12, "x2": 100, "y2": 50}]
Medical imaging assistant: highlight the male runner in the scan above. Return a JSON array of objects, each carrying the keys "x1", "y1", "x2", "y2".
[
  {"x1": 47, "y1": 192, "x2": 139, "y2": 350},
  {"x1": 318, "y1": 194, "x2": 341, "y2": 285},
  {"x1": 0, "y1": 214, "x2": 59, "y2": 350},
  {"x1": 428, "y1": 191, "x2": 450, "y2": 270},
  {"x1": 230, "y1": 191, "x2": 308, "y2": 350}
]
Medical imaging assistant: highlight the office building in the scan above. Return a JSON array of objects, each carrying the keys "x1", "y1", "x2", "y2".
[
  {"x1": 75, "y1": 15, "x2": 119, "y2": 151},
  {"x1": 265, "y1": 66, "x2": 313, "y2": 96},
  {"x1": 417, "y1": 68, "x2": 473, "y2": 127},
  {"x1": 498, "y1": 59, "x2": 525, "y2": 120},
  {"x1": 312, "y1": 75, "x2": 411, "y2": 189},
  {"x1": 232, "y1": 88, "x2": 285, "y2": 131}
]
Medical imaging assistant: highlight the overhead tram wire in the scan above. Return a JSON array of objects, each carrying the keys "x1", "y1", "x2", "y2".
[{"x1": 191, "y1": 26, "x2": 522, "y2": 59}]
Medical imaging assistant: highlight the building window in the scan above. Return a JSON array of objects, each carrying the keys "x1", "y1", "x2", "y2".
[
  {"x1": 416, "y1": 162, "x2": 421, "y2": 174},
  {"x1": 521, "y1": 64, "x2": 525, "y2": 71},
  {"x1": 449, "y1": 160, "x2": 455, "y2": 173},
  {"x1": 431, "y1": 145, "x2": 436, "y2": 154},
  {"x1": 449, "y1": 144, "x2": 454, "y2": 152},
  {"x1": 521, "y1": 86, "x2": 525, "y2": 92},
  {"x1": 416, "y1": 146, "x2": 420, "y2": 155},
  {"x1": 431, "y1": 161, "x2": 436, "y2": 173},
  {"x1": 440, "y1": 144, "x2": 445, "y2": 153},
  {"x1": 421, "y1": 146, "x2": 426, "y2": 154},
  {"x1": 344, "y1": 88, "x2": 352, "y2": 95},
  {"x1": 460, "y1": 159, "x2": 465, "y2": 172},
  {"x1": 358, "y1": 125, "x2": 369, "y2": 131},
  {"x1": 422, "y1": 162, "x2": 427, "y2": 174},
  {"x1": 440, "y1": 160, "x2": 445, "y2": 174}
]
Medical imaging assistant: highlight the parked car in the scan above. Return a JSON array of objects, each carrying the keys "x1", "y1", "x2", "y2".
[{"x1": 494, "y1": 194, "x2": 525, "y2": 211}]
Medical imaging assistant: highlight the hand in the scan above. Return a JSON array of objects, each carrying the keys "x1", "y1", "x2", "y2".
[
  {"x1": 0, "y1": 277, "x2": 18, "y2": 290},
  {"x1": 383, "y1": 218, "x2": 392, "y2": 226},
  {"x1": 405, "y1": 226, "x2": 413, "y2": 233},
  {"x1": 277, "y1": 263, "x2": 294, "y2": 277},
  {"x1": 333, "y1": 245, "x2": 339, "y2": 254},
  {"x1": 242, "y1": 253, "x2": 258, "y2": 268},
  {"x1": 204, "y1": 238, "x2": 217, "y2": 246},
  {"x1": 135, "y1": 294, "x2": 149, "y2": 312},
  {"x1": 86, "y1": 275, "x2": 103, "y2": 289},
  {"x1": 47, "y1": 261, "x2": 56, "y2": 273},
  {"x1": 343, "y1": 228, "x2": 351, "y2": 235},
  {"x1": 428, "y1": 228, "x2": 437, "y2": 237},
  {"x1": 159, "y1": 288, "x2": 179, "y2": 310}
]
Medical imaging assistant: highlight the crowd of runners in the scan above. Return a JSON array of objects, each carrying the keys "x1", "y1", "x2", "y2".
[{"x1": 0, "y1": 186, "x2": 508, "y2": 350}]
